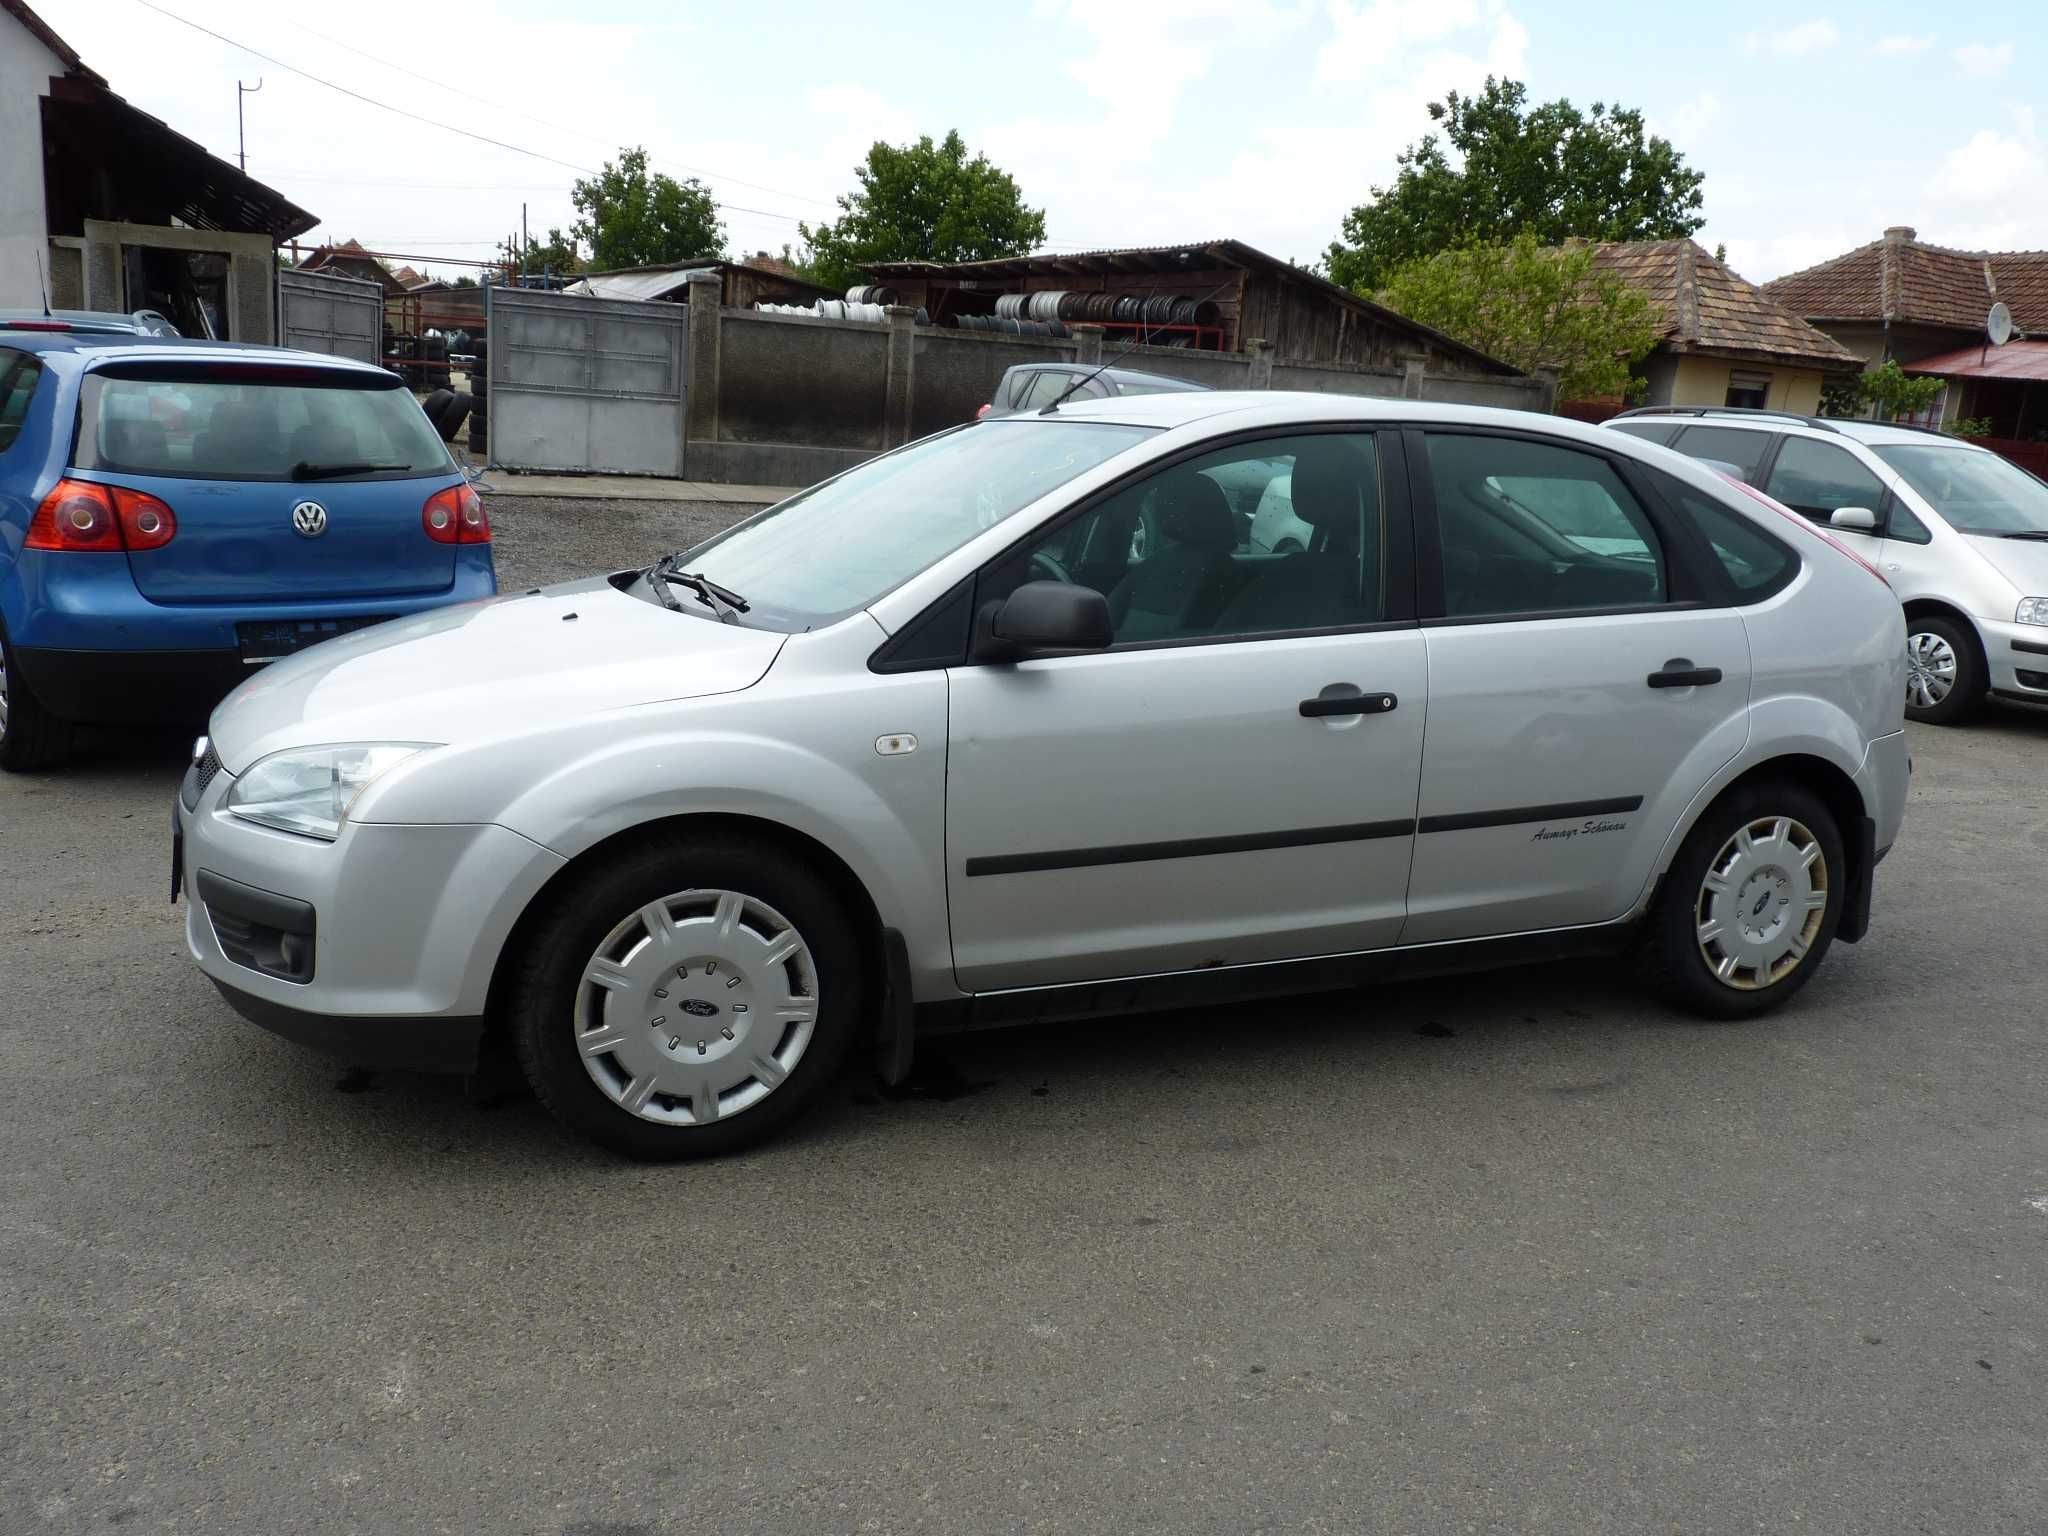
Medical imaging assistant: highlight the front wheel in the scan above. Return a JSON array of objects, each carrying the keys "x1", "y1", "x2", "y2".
[
  {"x1": 510, "y1": 835, "x2": 861, "y2": 1159},
  {"x1": 1904, "y1": 616, "x2": 1983, "y2": 725},
  {"x1": 1644, "y1": 779, "x2": 1844, "y2": 1020}
]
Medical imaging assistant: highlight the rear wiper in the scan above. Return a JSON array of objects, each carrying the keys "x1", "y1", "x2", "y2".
[
  {"x1": 290, "y1": 460, "x2": 409, "y2": 481},
  {"x1": 649, "y1": 554, "x2": 749, "y2": 622}
]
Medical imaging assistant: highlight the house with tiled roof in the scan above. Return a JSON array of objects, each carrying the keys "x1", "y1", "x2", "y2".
[
  {"x1": 1762, "y1": 226, "x2": 2048, "y2": 442},
  {"x1": 1583, "y1": 239, "x2": 1861, "y2": 414},
  {"x1": 296, "y1": 239, "x2": 411, "y2": 297}
]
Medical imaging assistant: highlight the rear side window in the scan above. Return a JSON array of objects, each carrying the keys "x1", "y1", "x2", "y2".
[
  {"x1": 1672, "y1": 425, "x2": 1772, "y2": 482},
  {"x1": 0, "y1": 351, "x2": 42, "y2": 452},
  {"x1": 1763, "y1": 437, "x2": 1887, "y2": 524},
  {"x1": 1425, "y1": 433, "x2": 1667, "y2": 617},
  {"x1": 1608, "y1": 420, "x2": 1680, "y2": 445},
  {"x1": 1661, "y1": 477, "x2": 1799, "y2": 598},
  {"x1": 75, "y1": 369, "x2": 453, "y2": 482}
]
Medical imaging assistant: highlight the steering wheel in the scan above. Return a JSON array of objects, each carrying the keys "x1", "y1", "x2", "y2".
[{"x1": 1029, "y1": 551, "x2": 1071, "y2": 585}]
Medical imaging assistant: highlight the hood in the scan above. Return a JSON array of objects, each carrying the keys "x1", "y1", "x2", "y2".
[
  {"x1": 1962, "y1": 533, "x2": 2048, "y2": 600},
  {"x1": 209, "y1": 575, "x2": 786, "y2": 772}
]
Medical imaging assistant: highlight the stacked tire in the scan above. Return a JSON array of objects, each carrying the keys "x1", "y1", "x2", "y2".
[{"x1": 467, "y1": 336, "x2": 488, "y2": 458}]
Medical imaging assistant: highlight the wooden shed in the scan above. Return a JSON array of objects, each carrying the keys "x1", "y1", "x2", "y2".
[{"x1": 862, "y1": 239, "x2": 1520, "y2": 375}]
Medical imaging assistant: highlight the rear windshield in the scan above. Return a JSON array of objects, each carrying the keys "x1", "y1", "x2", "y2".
[{"x1": 75, "y1": 367, "x2": 453, "y2": 482}]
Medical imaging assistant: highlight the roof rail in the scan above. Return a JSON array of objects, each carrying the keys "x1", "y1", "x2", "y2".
[{"x1": 1609, "y1": 404, "x2": 1842, "y2": 434}]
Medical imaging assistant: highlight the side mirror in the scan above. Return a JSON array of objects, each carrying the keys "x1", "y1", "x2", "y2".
[
  {"x1": 1830, "y1": 506, "x2": 1878, "y2": 531},
  {"x1": 973, "y1": 580, "x2": 1113, "y2": 661}
]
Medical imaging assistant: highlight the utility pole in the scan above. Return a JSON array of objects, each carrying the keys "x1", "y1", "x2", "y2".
[
  {"x1": 236, "y1": 79, "x2": 262, "y2": 171},
  {"x1": 521, "y1": 202, "x2": 529, "y2": 281}
]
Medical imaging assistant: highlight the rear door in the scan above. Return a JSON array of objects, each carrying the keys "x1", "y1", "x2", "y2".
[
  {"x1": 74, "y1": 363, "x2": 459, "y2": 602},
  {"x1": 1404, "y1": 427, "x2": 1752, "y2": 943}
]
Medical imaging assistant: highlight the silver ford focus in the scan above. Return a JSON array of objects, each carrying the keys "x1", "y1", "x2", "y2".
[{"x1": 175, "y1": 393, "x2": 1910, "y2": 1158}]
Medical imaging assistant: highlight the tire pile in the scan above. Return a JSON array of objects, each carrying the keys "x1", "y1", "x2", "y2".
[{"x1": 951, "y1": 291, "x2": 1222, "y2": 344}]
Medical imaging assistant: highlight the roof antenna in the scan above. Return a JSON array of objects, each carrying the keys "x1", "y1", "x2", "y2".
[
  {"x1": 1040, "y1": 275, "x2": 1238, "y2": 414},
  {"x1": 34, "y1": 247, "x2": 51, "y2": 318}
]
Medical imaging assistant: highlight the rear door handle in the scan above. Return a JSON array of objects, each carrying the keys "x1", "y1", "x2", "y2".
[
  {"x1": 1647, "y1": 659, "x2": 1723, "y2": 689},
  {"x1": 1300, "y1": 690, "x2": 1398, "y2": 717}
]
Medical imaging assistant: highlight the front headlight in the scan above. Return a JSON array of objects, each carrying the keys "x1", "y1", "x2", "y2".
[
  {"x1": 2018, "y1": 597, "x2": 2048, "y2": 627},
  {"x1": 225, "y1": 743, "x2": 437, "y2": 840}
]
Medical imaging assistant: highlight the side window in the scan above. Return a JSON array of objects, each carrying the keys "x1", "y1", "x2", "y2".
[
  {"x1": 0, "y1": 352, "x2": 43, "y2": 453},
  {"x1": 1764, "y1": 437, "x2": 1887, "y2": 524},
  {"x1": 1664, "y1": 479, "x2": 1798, "y2": 597},
  {"x1": 985, "y1": 433, "x2": 1383, "y2": 646},
  {"x1": 1425, "y1": 433, "x2": 1668, "y2": 618},
  {"x1": 1608, "y1": 421, "x2": 1681, "y2": 446},
  {"x1": 1672, "y1": 425, "x2": 1772, "y2": 482},
  {"x1": 1886, "y1": 496, "x2": 1934, "y2": 545}
]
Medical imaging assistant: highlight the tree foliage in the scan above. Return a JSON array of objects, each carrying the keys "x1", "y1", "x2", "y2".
[
  {"x1": 799, "y1": 131, "x2": 1045, "y2": 295},
  {"x1": 1856, "y1": 359, "x2": 1945, "y2": 420},
  {"x1": 1373, "y1": 234, "x2": 1662, "y2": 401},
  {"x1": 500, "y1": 227, "x2": 583, "y2": 278},
  {"x1": 1328, "y1": 78, "x2": 1706, "y2": 293},
  {"x1": 570, "y1": 147, "x2": 724, "y2": 270}
]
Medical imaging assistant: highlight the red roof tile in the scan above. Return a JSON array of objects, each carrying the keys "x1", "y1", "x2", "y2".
[
  {"x1": 1586, "y1": 240, "x2": 1861, "y2": 370},
  {"x1": 1761, "y1": 228, "x2": 2048, "y2": 334}
]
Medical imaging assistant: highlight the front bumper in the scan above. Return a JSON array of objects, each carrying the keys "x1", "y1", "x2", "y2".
[
  {"x1": 177, "y1": 764, "x2": 567, "y2": 1072},
  {"x1": 1980, "y1": 616, "x2": 2048, "y2": 700}
]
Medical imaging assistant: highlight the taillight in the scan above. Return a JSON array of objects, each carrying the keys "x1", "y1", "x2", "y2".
[
  {"x1": 5, "y1": 320, "x2": 72, "y2": 332},
  {"x1": 1720, "y1": 472, "x2": 1890, "y2": 589},
  {"x1": 27, "y1": 479, "x2": 179, "y2": 552},
  {"x1": 423, "y1": 483, "x2": 490, "y2": 544}
]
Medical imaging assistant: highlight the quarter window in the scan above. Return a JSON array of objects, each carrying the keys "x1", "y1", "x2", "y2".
[
  {"x1": 987, "y1": 433, "x2": 1384, "y2": 646},
  {"x1": 1425, "y1": 433, "x2": 1667, "y2": 617},
  {"x1": 1886, "y1": 498, "x2": 1933, "y2": 545},
  {"x1": 1665, "y1": 481, "x2": 1797, "y2": 596},
  {"x1": 1763, "y1": 438, "x2": 1887, "y2": 525}
]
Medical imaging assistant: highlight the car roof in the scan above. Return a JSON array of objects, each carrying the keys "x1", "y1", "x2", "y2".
[
  {"x1": 1007, "y1": 390, "x2": 1641, "y2": 440},
  {"x1": 1609, "y1": 408, "x2": 1986, "y2": 453},
  {"x1": 0, "y1": 331, "x2": 393, "y2": 376}
]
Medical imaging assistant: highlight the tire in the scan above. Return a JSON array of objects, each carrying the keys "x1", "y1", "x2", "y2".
[
  {"x1": 1904, "y1": 615, "x2": 1984, "y2": 725},
  {"x1": 510, "y1": 834, "x2": 862, "y2": 1159},
  {"x1": 0, "y1": 618, "x2": 71, "y2": 771},
  {"x1": 1642, "y1": 777, "x2": 1845, "y2": 1021}
]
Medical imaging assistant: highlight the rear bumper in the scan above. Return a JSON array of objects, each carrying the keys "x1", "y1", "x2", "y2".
[{"x1": 13, "y1": 645, "x2": 247, "y2": 725}]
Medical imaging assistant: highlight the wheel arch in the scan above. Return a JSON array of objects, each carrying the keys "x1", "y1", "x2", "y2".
[{"x1": 1900, "y1": 598, "x2": 1989, "y2": 671}]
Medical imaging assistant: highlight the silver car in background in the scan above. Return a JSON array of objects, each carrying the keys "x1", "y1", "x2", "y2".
[
  {"x1": 980, "y1": 362, "x2": 1204, "y2": 418},
  {"x1": 177, "y1": 393, "x2": 1909, "y2": 1159},
  {"x1": 1609, "y1": 407, "x2": 2048, "y2": 722}
]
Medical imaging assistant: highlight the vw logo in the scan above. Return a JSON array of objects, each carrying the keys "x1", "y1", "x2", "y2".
[
  {"x1": 680, "y1": 998, "x2": 720, "y2": 1018},
  {"x1": 291, "y1": 500, "x2": 328, "y2": 538}
]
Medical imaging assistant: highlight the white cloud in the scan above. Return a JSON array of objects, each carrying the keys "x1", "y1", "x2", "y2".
[
  {"x1": 1743, "y1": 19, "x2": 1840, "y2": 56},
  {"x1": 1930, "y1": 108, "x2": 2043, "y2": 204},
  {"x1": 1662, "y1": 92, "x2": 1721, "y2": 150},
  {"x1": 1874, "y1": 33, "x2": 1934, "y2": 55},
  {"x1": 1953, "y1": 41, "x2": 2013, "y2": 78}
]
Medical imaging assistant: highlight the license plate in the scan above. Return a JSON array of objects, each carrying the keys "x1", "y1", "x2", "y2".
[
  {"x1": 235, "y1": 615, "x2": 393, "y2": 665},
  {"x1": 170, "y1": 799, "x2": 184, "y2": 904}
]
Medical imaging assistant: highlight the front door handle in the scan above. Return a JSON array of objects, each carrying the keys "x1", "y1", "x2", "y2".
[
  {"x1": 1300, "y1": 690, "x2": 1398, "y2": 718},
  {"x1": 1647, "y1": 658, "x2": 1723, "y2": 689}
]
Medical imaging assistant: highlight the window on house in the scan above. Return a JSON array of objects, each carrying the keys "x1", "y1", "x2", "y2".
[{"x1": 1724, "y1": 370, "x2": 1773, "y2": 410}]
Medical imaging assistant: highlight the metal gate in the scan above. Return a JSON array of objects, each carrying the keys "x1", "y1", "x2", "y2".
[
  {"x1": 486, "y1": 287, "x2": 687, "y2": 476},
  {"x1": 277, "y1": 268, "x2": 382, "y2": 363}
]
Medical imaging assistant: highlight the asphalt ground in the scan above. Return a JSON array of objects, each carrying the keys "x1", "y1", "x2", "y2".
[{"x1": 3, "y1": 496, "x2": 2045, "y2": 1534}]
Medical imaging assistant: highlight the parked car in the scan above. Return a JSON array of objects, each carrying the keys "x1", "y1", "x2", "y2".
[
  {"x1": 177, "y1": 393, "x2": 1909, "y2": 1159},
  {"x1": 0, "y1": 333, "x2": 496, "y2": 770},
  {"x1": 1607, "y1": 406, "x2": 2048, "y2": 723},
  {"x1": 0, "y1": 309, "x2": 181, "y2": 337},
  {"x1": 979, "y1": 362, "x2": 1204, "y2": 419}
]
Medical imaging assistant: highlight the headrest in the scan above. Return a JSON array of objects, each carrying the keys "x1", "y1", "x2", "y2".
[
  {"x1": 1153, "y1": 471, "x2": 1237, "y2": 550},
  {"x1": 1287, "y1": 436, "x2": 1366, "y2": 529}
]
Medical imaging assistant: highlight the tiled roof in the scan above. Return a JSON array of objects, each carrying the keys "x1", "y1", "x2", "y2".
[
  {"x1": 1587, "y1": 240, "x2": 1861, "y2": 370},
  {"x1": 1761, "y1": 229, "x2": 2048, "y2": 334}
]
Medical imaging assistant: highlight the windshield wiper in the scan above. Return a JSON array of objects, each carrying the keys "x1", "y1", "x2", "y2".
[
  {"x1": 1995, "y1": 530, "x2": 2048, "y2": 542},
  {"x1": 649, "y1": 554, "x2": 750, "y2": 622},
  {"x1": 290, "y1": 460, "x2": 410, "y2": 481}
]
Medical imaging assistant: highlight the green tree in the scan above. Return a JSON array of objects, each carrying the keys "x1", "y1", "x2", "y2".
[
  {"x1": 1857, "y1": 359, "x2": 1945, "y2": 420},
  {"x1": 1373, "y1": 234, "x2": 1662, "y2": 401},
  {"x1": 500, "y1": 227, "x2": 583, "y2": 278},
  {"x1": 570, "y1": 147, "x2": 724, "y2": 270},
  {"x1": 799, "y1": 130, "x2": 1045, "y2": 294},
  {"x1": 1327, "y1": 78, "x2": 1706, "y2": 293}
]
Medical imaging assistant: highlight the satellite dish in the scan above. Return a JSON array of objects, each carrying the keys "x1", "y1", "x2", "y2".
[{"x1": 1988, "y1": 301, "x2": 2014, "y2": 346}]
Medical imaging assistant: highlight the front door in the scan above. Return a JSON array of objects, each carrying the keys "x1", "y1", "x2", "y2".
[
  {"x1": 944, "y1": 430, "x2": 1426, "y2": 992},
  {"x1": 1403, "y1": 428, "x2": 1752, "y2": 944}
]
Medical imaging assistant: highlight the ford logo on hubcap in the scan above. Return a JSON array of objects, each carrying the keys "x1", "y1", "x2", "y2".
[
  {"x1": 291, "y1": 500, "x2": 328, "y2": 538},
  {"x1": 680, "y1": 998, "x2": 719, "y2": 1018}
]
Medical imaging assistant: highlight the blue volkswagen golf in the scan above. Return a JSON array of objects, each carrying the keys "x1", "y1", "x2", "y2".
[{"x1": 0, "y1": 332, "x2": 496, "y2": 769}]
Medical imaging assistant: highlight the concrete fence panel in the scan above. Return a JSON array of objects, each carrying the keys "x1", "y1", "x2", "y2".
[
  {"x1": 911, "y1": 330, "x2": 1079, "y2": 436},
  {"x1": 718, "y1": 310, "x2": 891, "y2": 450}
]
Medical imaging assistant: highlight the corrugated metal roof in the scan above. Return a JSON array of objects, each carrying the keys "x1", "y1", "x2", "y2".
[
  {"x1": 562, "y1": 268, "x2": 713, "y2": 302},
  {"x1": 1903, "y1": 338, "x2": 2048, "y2": 381}
]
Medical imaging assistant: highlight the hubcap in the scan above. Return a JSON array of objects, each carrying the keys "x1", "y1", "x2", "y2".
[
  {"x1": 573, "y1": 889, "x2": 819, "y2": 1126},
  {"x1": 1696, "y1": 816, "x2": 1829, "y2": 991},
  {"x1": 1906, "y1": 630, "x2": 1956, "y2": 709}
]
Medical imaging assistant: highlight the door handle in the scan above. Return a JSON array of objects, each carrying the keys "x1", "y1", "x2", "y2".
[
  {"x1": 1299, "y1": 690, "x2": 1397, "y2": 717},
  {"x1": 1647, "y1": 659, "x2": 1723, "y2": 689}
]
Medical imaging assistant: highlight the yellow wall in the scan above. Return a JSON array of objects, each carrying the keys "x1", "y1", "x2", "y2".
[{"x1": 1665, "y1": 355, "x2": 1824, "y2": 413}]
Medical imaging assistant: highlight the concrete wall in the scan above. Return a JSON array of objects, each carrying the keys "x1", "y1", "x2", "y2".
[
  {"x1": 911, "y1": 330, "x2": 1077, "y2": 436},
  {"x1": 0, "y1": 22, "x2": 60, "y2": 308},
  {"x1": 1106, "y1": 344, "x2": 1256, "y2": 389},
  {"x1": 718, "y1": 309, "x2": 890, "y2": 450},
  {"x1": 77, "y1": 220, "x2": 276, "y2": 342}
]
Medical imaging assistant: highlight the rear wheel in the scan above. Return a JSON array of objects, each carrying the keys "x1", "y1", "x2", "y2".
[
  {"x1": 0, "y1": 620, "x2": 71, "y2": 772},
  {"x1": 1904, "y1": 615, "x2": 1983, "y2": 725},
  {"x1": 1644, "y1": 778, "x2": 1844, "y2": 1020},
  {"x1": 510, "y1": 834, "x2": 861, "y2": 1159}
]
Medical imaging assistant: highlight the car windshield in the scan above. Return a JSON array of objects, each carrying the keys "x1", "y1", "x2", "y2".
[
  {"x1": 674, "y1": 419, "x2": 1154, "y2": 625},
  {"x1": 1873, "y1": 444, "x2": 2048, "y2": 536},
  {"x1": 76, "y1": 367, "x2": 454, "y2": 482}
]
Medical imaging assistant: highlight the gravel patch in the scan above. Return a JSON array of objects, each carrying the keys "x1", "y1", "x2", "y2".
[{"x1": 483, "y1": 496, "x2": 765, "y2": 591}]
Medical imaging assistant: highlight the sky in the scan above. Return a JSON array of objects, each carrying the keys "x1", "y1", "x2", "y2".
[{"x1": 28, "y1": 0, "x2": 2047, "y2": 290}]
